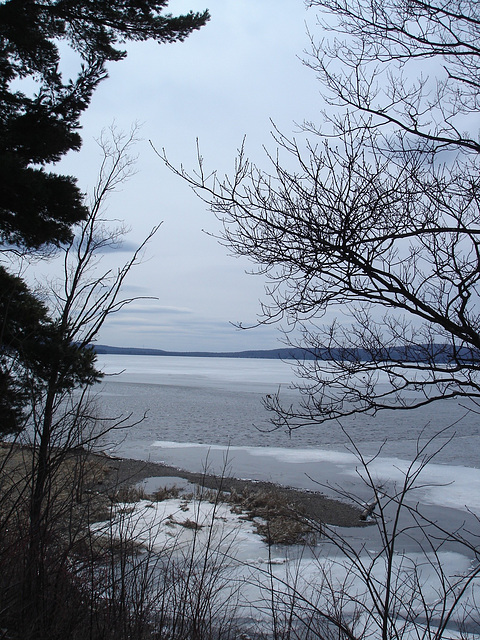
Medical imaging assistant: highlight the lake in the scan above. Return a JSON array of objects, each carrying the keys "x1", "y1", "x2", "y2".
[
  {"x1": 94, "y1": 353, "x2": 480, "y2": 469},
  {"x1": 92, "y1": 354, "x2": 480, "y2": 634}
]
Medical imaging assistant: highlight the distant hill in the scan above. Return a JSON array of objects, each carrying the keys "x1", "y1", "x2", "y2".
[
  {"x1": 93, "y1": 343, "x2": 479, "y2": 363},
  {"x1": 93, "y1": 344, "x2": 309, "y2": 359}
]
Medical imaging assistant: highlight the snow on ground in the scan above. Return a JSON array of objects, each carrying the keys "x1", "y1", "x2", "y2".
[
  {"x1": 91, "y1": 496, "x2": 262, "y2": 560},
  {"x1": 101, "y1": 436, "x2": 480, "y2": 635},
  {"x1": 91, "y1": 490, "x2": 480, "y2": 636}
]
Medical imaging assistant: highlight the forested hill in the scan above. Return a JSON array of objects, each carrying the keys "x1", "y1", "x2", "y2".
[
  {"x1": 93, "y1": 344, "x2": 477, "y2": 363},
  {"x1": 94, "y1": 344, "x2": 306, "y2": 359}
]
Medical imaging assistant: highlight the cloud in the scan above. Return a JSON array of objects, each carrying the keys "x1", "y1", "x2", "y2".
[
  {"x1": 110, "y1": 303, "x2": 194, "y2": 317},
  {"x1": 51, "y1": 0, "x2": 319, "y2": 352},
  {"x1": 96, "y1": 239, "x2": 141, "y2": 254}
]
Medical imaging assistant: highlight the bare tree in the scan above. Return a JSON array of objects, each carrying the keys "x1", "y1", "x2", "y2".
[
  {"x1": 17, "y1": 126, "x2": 160, "y2": 633},
  {"x1": 162, "y1": 0, "x2": 480, "y2": 431}
]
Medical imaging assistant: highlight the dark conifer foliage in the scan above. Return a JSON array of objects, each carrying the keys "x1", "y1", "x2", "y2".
[
  {"x1": 0, "y1": 266, "x2": 50, "y2": 433},
  {"x1": 0, "y1": 0, "x2": 209, "y2": 248},
  {"x1": 0, "y1": 0, "x2": 209, "y2": 434}
]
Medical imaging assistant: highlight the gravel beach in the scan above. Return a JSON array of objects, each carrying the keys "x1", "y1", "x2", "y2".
[{"x1": 96, "y1": 452, "x2": 365, "y2": 530}]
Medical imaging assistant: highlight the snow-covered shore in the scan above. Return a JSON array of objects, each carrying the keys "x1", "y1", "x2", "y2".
[{"x1": 92, "y1": 441, "x2": 480, "y2": 637}]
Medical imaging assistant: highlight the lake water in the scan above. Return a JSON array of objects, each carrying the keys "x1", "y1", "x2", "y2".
[
  {"x1": 92, "y1": 354, "x2": 480, "y2": 633},
  {"x1": 92, "y1": 354, "x2": 480, "y2": 550},
  {"x1": 95, "y1": 354, "x2": 480, "y2": 469},
  {"x1": 93, "y1": 354, "x2": 480, "y2": 604}
]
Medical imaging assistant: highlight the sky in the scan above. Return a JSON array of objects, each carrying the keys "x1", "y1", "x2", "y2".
[{"x1": 51, "y1": 0, "x2": 325, "y2": 352}]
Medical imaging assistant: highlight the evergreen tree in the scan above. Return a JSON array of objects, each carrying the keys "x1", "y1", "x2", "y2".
[
  {"x1": 0, "y1": 0, "x2": 209, "y2": 249},
  {"x1": 0, "y1": 0, "x2": 209, "y2": 434}
]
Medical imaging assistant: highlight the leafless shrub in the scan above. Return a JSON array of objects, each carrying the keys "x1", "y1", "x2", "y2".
[
  {"x1": 242, "y1": 430, "x2": 480, "y2": 640},
  {"x1": 151, "y1": 485, "x2": 182, "y2": 501}
]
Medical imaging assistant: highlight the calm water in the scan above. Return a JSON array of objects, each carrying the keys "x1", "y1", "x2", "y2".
[{"x1": 94, "y1": 354, "x2": 480, "y2": 468}]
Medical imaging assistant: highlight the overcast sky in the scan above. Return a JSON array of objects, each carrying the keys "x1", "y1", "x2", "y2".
[{"x1": 53, "y1": 0, "x2": 324, "y2": 352}]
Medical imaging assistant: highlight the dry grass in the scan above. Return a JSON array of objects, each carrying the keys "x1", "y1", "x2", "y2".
[
  {"x1": 112, "y1": 484, "x2": 148, "y2": 503},
  {"x1": 0, "y1": 441, "x2": 115, "y2": 529},
  {"x1": 227, "y1": 486, "x2": 320, "y2": 545},
  {"x1": 0, "y1": 442, "x2": 322, "y2": 547},
  {"x1": 152, "y1": 484, "x2": 182, "y2": 501}
]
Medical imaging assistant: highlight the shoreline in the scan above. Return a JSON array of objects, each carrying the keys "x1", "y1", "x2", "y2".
[{"x1": 95, "y1": 451, "x2": 366, "y2": 529}]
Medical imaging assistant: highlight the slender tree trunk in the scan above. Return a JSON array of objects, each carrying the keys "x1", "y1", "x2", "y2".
[{"x1": 25, "y1": 378, "x2": 57, "y2": 637}]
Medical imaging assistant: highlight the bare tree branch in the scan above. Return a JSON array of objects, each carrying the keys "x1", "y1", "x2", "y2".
[{"x1": 161, "y1": 0, "x2": 480, "y2": 429}]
